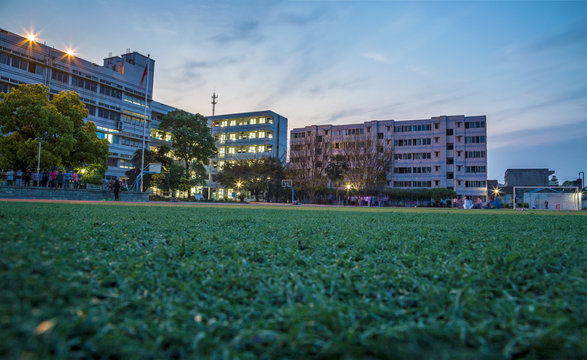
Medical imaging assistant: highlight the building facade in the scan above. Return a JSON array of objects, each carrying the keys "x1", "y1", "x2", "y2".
[
  {"x1": 0, "y1": 28, "x2": 182, "y2": 179},
  {"x1": 206, "y1": 111, "x2": 288, "y2": 198},
  {"x1": 290, "y1": 115, "x2": 488, "y2": 200}
]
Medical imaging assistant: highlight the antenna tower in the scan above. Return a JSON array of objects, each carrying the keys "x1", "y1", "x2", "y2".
[{"x1": 211, "y1": 91, "x2": 218, "y2": 116}]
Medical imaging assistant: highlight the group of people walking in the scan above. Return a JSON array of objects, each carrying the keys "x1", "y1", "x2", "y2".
[{"x1": 3, "y1": 169, "x2": 82, "y2": 189}]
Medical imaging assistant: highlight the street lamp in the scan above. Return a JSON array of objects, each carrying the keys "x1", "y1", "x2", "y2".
[{"x1": 346, "y1": 184, "x2": 351, "y2": 205}]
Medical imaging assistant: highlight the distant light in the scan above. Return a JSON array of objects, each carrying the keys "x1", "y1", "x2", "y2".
[
  {"x1": 237, "y1": 182, "x2": 242, "y2": 188},
  {"x1": 66, "y1": 48, "x2": 75, "y2": 57},
  {"x1": 346, "y1": 184, "x2": 351, "y2": 190},
  {"x1": 26, "y1": 32, "x2": 37, "y2": 42}
]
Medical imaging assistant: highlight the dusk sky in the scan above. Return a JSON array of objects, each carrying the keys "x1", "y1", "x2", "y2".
[{"x1": 1, "y1": 0, "x2": 586, "y2": 183}]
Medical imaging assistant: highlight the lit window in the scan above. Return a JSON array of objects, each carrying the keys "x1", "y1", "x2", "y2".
[
  {"x1": 228, "y1": 147, "x2": 235, "y2": 154},
  {"x1": 258, "y1": 145, "x2": 264, "y2": 152},
  {"x1": 221, "y1": 121, "x2": 227, "y2": 127},
  {"x1": 249, "y1": 132, "x2": 256, "y2": 138},
  {"x1": 259, "y1": 131, "x2": 265, "y2": 138},
  {"x1": 229, "y1": 133, "x2": 236, "y2": 140},
  {"x1": 250, "y1": 118, "x2": 257, "y2": 125},
  {"x1": 219, "y1": 134, "x2": 226, "y2": 143},
  {"x1": 267, "y1": 132, "x2": 273, "y2": 139},
  {"x1": 249, "y1": 146, "x2": 256, "y2": 153},
  {"x1": 230, "y1": 120, "x2": 236, "y2": 126},
  {"x1": 258, "y1": 118, "x2": 265, "y2": 124}
]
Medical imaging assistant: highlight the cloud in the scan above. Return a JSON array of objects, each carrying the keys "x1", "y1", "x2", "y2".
[
  {"x1": 212, "y1": 20, "x2": 262, "y2": 44},
  {"x1": 176, "y1": 57, "x2": 242, "y2": 81},
  {"x1": 489, "y1": 120, "x2": 587, "y2": 150},
  {"x1": 530, "y1": 26, "x2": 587, "y2": 53},
  {"x1": 279, "y1": 11, "x2": 325, "y2": 27},
  {"x1": 362, "y1": 52, "x2": 389, "y2": 63}
]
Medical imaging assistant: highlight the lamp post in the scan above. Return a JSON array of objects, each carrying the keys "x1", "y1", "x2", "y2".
[
  {"x1": 346, "y1": 184, "x2": 351, "y2": 206},
  {"x1": 236, "y1": 181, "x2": 242, "y2": 202},
  {"x1": 36, "y1": 139, "x2": 42, "y2": 186}
]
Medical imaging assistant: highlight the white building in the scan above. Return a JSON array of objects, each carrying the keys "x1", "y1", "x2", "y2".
[
  {"x1": 290, "y1": 115, "x2": 488, "y2": 201},
  {"x1": 0, "y1": 28, "x2": 183, "y2": 180}
]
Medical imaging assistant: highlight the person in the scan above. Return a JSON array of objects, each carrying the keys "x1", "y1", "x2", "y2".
[
  {"x1": 15, "y1": 169, "x2": 23, "y2": 186},
  {"x1": 73, "y1": 170, "x2": 79, "y2": 189},
  {"x1": 57, "y1": 171, "x2": 64, "y2": 188},
  {"x1": 113, "y1": 179, "x2": 120, "y2": 201},
  {"x1": 31, "y1": 170, "x2": 39, "y2": 187},
  {"x1": 50, "y1": 169, "x2": 57, "y2": 188},
  {"x1": 24, "y1": 169, "x2": 31, "y2": 187},
  {"x1": 6, "y1": 169, "x2": 14, "y2": 186},
  {"x1": 64, "y1": 170, "x2": 71, "y2": 189},
  {"x1": 544, "y1": 200, "x2": 549, "y2": 210},
  {"x1": 42, "y1": 170, "x2": 50, "y2": 187}
]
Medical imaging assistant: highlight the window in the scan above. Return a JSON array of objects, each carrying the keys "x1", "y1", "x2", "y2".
[
  {"x1": 51, "y1": 69, "x2": 69, "y2": 83},
  {"x1": 465, "y1": 151, "x2": 486, "y2": 158},
  {"x1": 0, "y1": 53, "x2": 9, "y2": 65},
  {"x1": 457, "y1": 165, "x2": 462, "y2": 171},
  {"x1": 446, "y1": 172, "x2": 454, "y2": 179},
  {"x1": 107, "y1": 158, "x2": 118, "y2": 167},
  {"x1": 435, "y1": 152, "x2": 440, "y2": 157},
  {"x1": 465, "y1": 180, "x2": 486, "y2": 187},
  {"x1": 447, "y1": 158, "x2": 454, "y2": 165},
  {"x1": 465, "y1": 136, "x2": 485, "y2": 144},
  {"x1": 435, "y1": 137, "x2": 439, "y2": 143},
  {"x1": 377, "y1": 133, "x2": 384, "y2": 139},
  {"x1": 258, "y1": 118, "x2": 265, "y2": 124},
  {"x1": 457, "y1": 151, "x2": 462, "y2": 157},
  {"x1": 465, "y1": 166, "x2": 486, "y2": 173},
  {"x1": 435, "y1": 166, "x2": 440, "y2": 172},
  {"x1": 434, "y1": 180, "x2": 439, "y2": 186},
  {"x1": 465, "y1": 121, "x2": 485, "y2": 129},
  {"x1": 250, "y1": 118, "x2": 257, "y2": 125},
  {"x1": 446, "y1": 143, "x2": 454, "y2": 150},
  {"x1": 230, "y1": 120, "x2": 236, "y2": 126},
  {"x1": 434, "y1": 123, "x2": 439, "y2": 129},
  {"x1": 446, "y1": 129, "x2": 453, "y2": 135}
]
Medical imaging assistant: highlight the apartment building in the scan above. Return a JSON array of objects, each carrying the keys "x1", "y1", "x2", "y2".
[
  {"x1": 0, "y1": 28, "x2": 183, "y2": 179},
  {"x1": 290, "y1": 115, "x2": 488, "y2": 200},
  {"x1": 205, "y1": 111, "x2": 287, "y2": 198}
]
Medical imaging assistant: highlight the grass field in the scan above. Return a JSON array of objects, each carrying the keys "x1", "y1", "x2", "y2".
[{"x1": 1, "y1": 202, "x2": 585, "y2": 359}]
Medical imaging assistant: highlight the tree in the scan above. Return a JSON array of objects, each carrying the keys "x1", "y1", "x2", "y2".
[
  {"x1": 126, "y1": 145, "x2": 172, "y2": 190},
  {"x1": 0, "y1": 84, "x2": 109, "y2": 171},
  {"x1": 325, "y1": 155, "x2": 347, "y2": 203},
  {"x1": 158, "y1": 110, "x2": 216, "y2": 197},
  {"x1": 338, "y1": 135, "x2": 393, "y2": 191},
  {"x1": 288, "y1": 133, "x2": 331, "y2": 202},
  {"x1": 214, "y1": 157, "x2": 285, "y2": 202}
]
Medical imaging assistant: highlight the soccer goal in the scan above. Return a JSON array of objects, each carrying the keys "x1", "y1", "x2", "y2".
[{"x1": 512, "y1": 186, "x2": 581, "y2": 211}]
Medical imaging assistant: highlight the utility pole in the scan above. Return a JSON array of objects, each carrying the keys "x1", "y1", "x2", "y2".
[{"x1": 211, "y1": 91, "x2": 218, "y2": 116}]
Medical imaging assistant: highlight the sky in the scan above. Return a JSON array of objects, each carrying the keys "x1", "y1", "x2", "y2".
[{"x1": 1, "y1": 0, "x2": 586, "y2": 183}]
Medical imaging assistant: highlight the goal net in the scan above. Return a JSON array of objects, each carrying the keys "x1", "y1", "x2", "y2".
[{"x1": 512, "y1": 186, "x2": 581, "y2": 211}]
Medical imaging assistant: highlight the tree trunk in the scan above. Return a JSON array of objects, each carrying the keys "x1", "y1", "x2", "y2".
[{"x1": 184, "y1": 159, "x2": 191, "y2": 198}]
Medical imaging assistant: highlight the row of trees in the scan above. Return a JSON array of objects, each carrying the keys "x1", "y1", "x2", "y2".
[
  {"x1": 289, "y1": 135, "x2": 394, "y2": 202},
  {"x1": 0, "y1": 84, "x2": 109, "y2": 180}
]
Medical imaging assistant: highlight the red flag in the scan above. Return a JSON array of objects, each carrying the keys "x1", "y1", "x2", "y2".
[{"x1": 138, "y1": 61, "x2": 148, "y2": 89}]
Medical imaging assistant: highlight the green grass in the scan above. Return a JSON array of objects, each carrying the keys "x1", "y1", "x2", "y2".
[{"x1": 1, "y1": 202, "x2": 586, "y2": 359}]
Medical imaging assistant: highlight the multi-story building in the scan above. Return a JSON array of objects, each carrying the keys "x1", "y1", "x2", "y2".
[
  {"x1": 206, "y1": 111, "x2": 287, "y2": 198},
  {"x1": 0, "y1": 28, "x2": 183, "y2": 180},
  {"x1": 290, "y1": 115, "x2": 488, "y2": 201}
]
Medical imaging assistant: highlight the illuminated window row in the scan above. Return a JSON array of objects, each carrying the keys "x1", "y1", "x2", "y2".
[
  {"x1": 216, "y1": 131, "x2": 273, "y2": 142},
  {"x1": 213, "y1": 117, "x2": 273, "y2": 127}
]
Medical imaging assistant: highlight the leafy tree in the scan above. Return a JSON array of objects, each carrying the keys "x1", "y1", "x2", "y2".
[
  {"x1": 159, "y1": 110, "x2": 216, "y2": 197},
  {"x1": 126, "y1": 145, "x2": 173, "y2": 190},
  {"x1": 0, "y1": 84, "x2": 109, "y2": 171},
  {"x1": 430, "y1": 188, "x2": 457, "y2": 206},
  {"x1": 325, "y1": 155, "x2": 347, "y2": 203}
]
